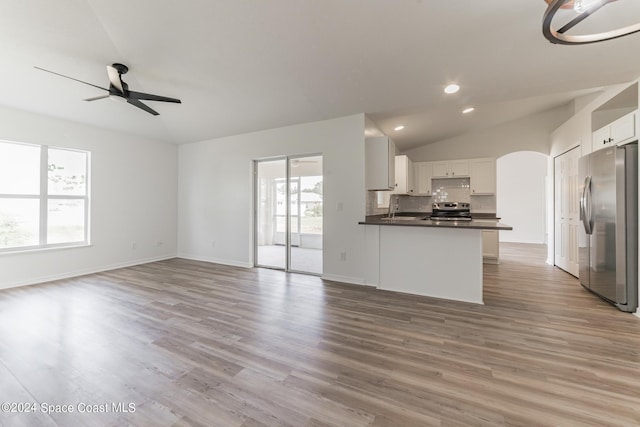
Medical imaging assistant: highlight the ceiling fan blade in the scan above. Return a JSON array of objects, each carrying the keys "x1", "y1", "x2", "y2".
[
  {"x1": 34, "y1": 66, "x2": 108, "y2": 92},
  {"x1": 128, "y1": 90, "x2": 182, "y2": 103},
  {"x1": 126, "y1": 98, "x2": 159, "y2": 116},
  {"x1": 84, "y1": 95, "x2": 110, "y2": 102},
  {"x1": 107, "y1": 65, "x2": 125, "y2": 94},
  {"x1": 557, "y1": 0, "x2": 612, "y2": 34}
]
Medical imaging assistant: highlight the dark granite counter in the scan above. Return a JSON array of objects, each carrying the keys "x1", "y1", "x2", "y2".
[{"x1": 359, "y1": 214, "x2": 512, "y2": 231}]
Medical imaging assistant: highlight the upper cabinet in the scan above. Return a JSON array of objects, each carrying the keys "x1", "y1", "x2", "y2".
[
  {"x1": 416, "y1": 157, "x2": 495, "y2": 196},
  {"x1": 414, "y1": 162, "x2": 433, "y2": 195},
  {"x1": 392, "y1": 155, "x2": 415, "y2": 195},
  {"x1": 365, "y1": 136, "x2": 396, "y2": 190},
  {"x1": 591, "y1": 83, "x2": 638, "y2": 153},
  {"x1": 592, "y1": 111, "x2": 636, "y2": 152},
  {"x1": 470, "y1": 158, "x2": 496, "y2": 195},
  {"x1": 432, "y1": 159, "x2": 469, "y2": 178}
]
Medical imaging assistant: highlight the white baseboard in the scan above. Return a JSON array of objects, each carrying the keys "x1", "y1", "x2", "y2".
[
  {"x1": 0, "y1": 255, "x2": 177, "y2": 290},
  {"x1": 177, "y1": 253, "x2": 253, "y2": 269},
  {"x1": 321, "y1": 274, "x2": 365, "y2": 285}
]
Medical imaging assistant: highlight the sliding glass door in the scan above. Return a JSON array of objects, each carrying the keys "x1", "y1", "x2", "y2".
[
  {"x1": 255, "y1": 159, "x2": 287, "y2": 269},
  {"x1": 255, "y1": 155, "x2": 323, "y2": 275},
  {"x1": 288, "y1": 155, "x2": 323, "y2": 274}
]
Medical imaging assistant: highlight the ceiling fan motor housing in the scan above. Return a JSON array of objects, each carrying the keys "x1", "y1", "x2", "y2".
[{"x1": 112, "y1": 63, "x2": 129, "y2": 74}]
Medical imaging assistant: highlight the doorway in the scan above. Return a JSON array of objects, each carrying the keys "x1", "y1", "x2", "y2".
[
  {"x1": 554, "y1": 146, "x2": 580, "y2": 277},
  {"x1": 254, "y1": 155, "x2": 323, "y2": 275}
]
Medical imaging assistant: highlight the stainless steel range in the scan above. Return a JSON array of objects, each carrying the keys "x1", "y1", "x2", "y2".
[{"x1": 430, "y1": 202, "x2": 472, "y2": 221}]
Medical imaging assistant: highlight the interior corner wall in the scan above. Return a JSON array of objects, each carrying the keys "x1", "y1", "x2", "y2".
[
  {"x1": 365, "y1": 114, "x2": 385, "y2": 138},
  {"x1": 177, "y1": 114, "x2": 367, "y2": 285},
  {"x1": 0, "y1": 106, "x2": 178, "y2": 289},
  {"x1": 402, "y1": 105, "x2": 572, "y2": 161}
]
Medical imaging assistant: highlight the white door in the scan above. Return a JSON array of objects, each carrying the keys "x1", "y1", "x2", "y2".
[
  {"x1": 566, "y1": 150, "x2": 580, "y2": 276},
  {"x1": 554, "y1": 147, "x2": 580, "y2": 276}
]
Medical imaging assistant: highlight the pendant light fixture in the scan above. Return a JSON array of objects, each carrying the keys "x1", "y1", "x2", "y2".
[{"x1": 543, "y1": 0, "x2": 640, "y2": 45}]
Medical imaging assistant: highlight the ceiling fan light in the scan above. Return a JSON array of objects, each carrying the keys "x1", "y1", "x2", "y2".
[{"x1": 109, "y1": 94, "x2": 126, "y2": 103}]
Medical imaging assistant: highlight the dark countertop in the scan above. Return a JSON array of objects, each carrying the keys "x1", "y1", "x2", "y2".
[
  {"x1": 359, "y1": 214, "x2": 513, "y2": 231},
  {"x1": 471, "y1": 213, "x2": 501, "y2": 220}
]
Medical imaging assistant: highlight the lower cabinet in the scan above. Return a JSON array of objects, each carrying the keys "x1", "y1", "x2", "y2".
[{"x1": 482, "y1": 230, "x2": 499, "y2": 264}]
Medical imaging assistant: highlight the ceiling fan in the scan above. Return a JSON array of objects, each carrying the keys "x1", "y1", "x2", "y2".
[
  {"x1": 542, "y1": 0, "x2": 640, "y2": 45},
  {"x1": 34, "y1": 63, "x2": 181, "y2": 116}
]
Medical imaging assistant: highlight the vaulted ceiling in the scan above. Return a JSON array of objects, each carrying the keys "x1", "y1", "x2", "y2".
[{"x1": 2, "y1": 1, "x2": 640, "y2": 151}]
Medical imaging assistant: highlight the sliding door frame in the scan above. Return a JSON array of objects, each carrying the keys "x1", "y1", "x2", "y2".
[{"x1": 253, "y1": 153, "x2": 323, "y2": 275}]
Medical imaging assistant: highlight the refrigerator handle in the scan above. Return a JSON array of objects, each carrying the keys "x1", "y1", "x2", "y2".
[
  {"x1": 580, "y1": 176, "x2": 593, "y2": 235},
  {"x1": 579, "y1": 178, "x2": 585, "y2": 221}
]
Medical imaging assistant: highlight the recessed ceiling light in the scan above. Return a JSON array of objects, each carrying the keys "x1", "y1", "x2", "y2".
[
  {"x1": 394, "y1": 125, "x2": 405, "y2": 131},
  {"x1": 462, "y1": 107, "x2": 475, "y2": 114},
  {"x1": 444, "y1": 84, "x2": 460, "y2": 94}
]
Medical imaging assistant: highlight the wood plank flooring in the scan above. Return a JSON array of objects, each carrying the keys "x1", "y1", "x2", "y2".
[{"x1": 1, "y1": 243, "x2": 639, "y2": 426}]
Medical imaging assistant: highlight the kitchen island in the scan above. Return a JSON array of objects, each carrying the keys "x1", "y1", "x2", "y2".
[{"x1": 360, "y1": 215, "x2": 513, "y2": 304}]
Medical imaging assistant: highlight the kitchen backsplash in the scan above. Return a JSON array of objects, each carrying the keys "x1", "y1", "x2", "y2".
[
  {"x1": 398, "y1": 195, "x2": 431, "y2": 212},
  {"x1": 432, "y1": 178, "x2": 470, "y2": 203},
  {"x1": 366, "y1": 191, "x2": 390, "y2": 215},
  {"x1": 365, "y1": 177, "x2": 496, "y2": 215},
  {"x1": 468, "y1": 195, "x2": 496, "y2": 213}
]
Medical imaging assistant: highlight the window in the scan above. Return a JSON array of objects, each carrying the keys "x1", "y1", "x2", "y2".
[{"x1": 0, "y1": 141, "x2": 89, "y2": 252}]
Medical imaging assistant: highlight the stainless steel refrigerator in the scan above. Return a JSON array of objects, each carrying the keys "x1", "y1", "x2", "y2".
[{"x1": 578, "y1": 142, "x2": 638, "y2": 312}]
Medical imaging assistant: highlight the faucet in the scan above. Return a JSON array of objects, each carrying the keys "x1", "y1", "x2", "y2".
[{"x1": 387, "y1": 194, "x2": 399, "y2": 219}]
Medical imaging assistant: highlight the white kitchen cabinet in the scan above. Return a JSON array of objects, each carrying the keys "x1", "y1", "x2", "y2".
[
  {"x1": 592, "y1": 126, "x2": 612, "y2": 151},
  {"x1": 451, "y1": 160, "x2": 470, "y2": 176},
  {"x1": 592, "y1": 111, "x2": 636, "y2": 152},
  {"x1": 365, "y1": 136, "x2": 396, "y2": 190},
  {"x1": 482, "y1": 230, "x2": 499, "y2": 264},
  {"x1": 432, "y1": 159, "x2": 469, "y2": 178},
  {"x1": 392, "y1": 155, "x2": 415, "y2": 195},
  {"x1": 414, "y1": 161, "x2": 433, "y2": 195},
  {"x1": 470, "y1": 158, "x2": 496, "y2": 195}
]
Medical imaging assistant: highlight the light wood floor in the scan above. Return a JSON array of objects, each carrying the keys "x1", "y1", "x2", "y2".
[{"x1": 1, "y1": 243, "x2": 639, "y2": 426}]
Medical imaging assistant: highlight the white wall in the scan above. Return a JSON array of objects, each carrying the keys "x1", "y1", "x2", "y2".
[
  {"x1": 178, "y1": 114, "x2": 367, "y2": 284},
  {"x1": 497, "y1": 151, "x2": 548, "y2": 244},
  {"x1": 0, "y1": 106, "x2": 178, "y2": 289},
  {"x1": 403, "y1": 105, "x2": 572, "y2": 161}
]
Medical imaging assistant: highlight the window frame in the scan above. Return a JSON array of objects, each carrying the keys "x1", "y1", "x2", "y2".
[{"x1": 0, "y1": 140, "x2": 90, "y2": 253}]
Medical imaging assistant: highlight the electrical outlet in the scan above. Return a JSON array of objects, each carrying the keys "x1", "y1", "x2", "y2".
[
  {"x1": 156, "y1": 241, "x2": 164, "y2": 247},
  {"x1": 131, "y1": 242, "x2": 137, "y2": 250},
  {"x1": 211, "y1": 241, "x2": 216, "y2": 248},
  {"x1": 340, "y1": 251, "x2": 347, "y2": 261},
  {"x1": 337, "y1": 202, "x2": 344, "y2": 211}
]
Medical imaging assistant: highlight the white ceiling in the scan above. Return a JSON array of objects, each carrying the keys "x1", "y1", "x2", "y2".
[{"x1": 2, "y1": 1, "x2": 640, "y2": 151}]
